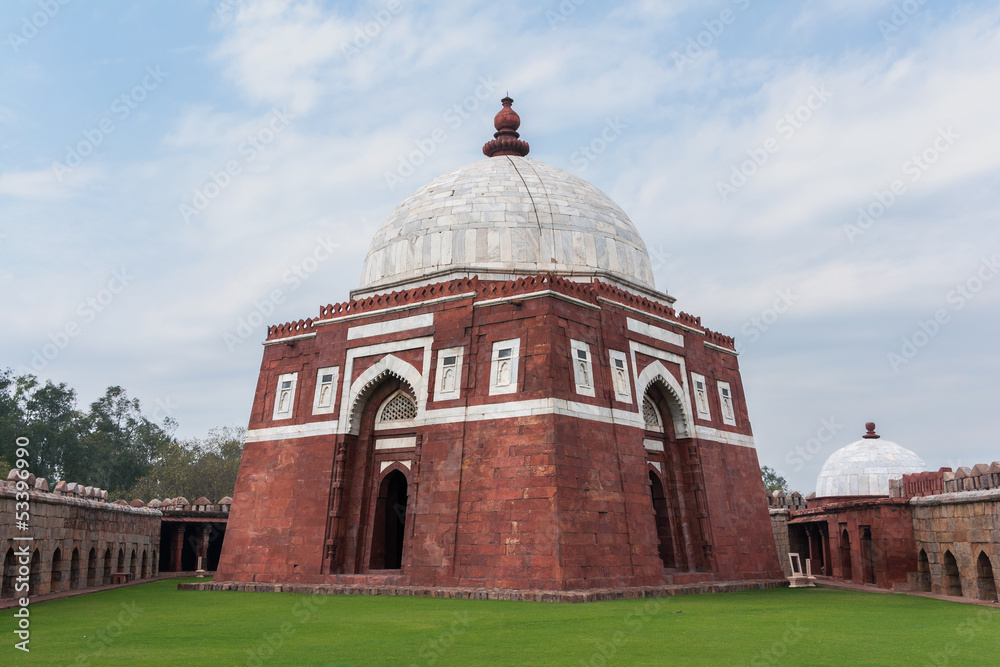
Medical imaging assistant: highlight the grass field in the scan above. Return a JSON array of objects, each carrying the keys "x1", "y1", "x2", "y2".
[{"x1": 3, "y1": 578, "x2": 999, "y2": 666}]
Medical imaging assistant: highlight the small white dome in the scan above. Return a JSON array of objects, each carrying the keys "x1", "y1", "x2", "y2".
[
  {"x1": 359, "y1": 156, "x2": 656, "y2": 293},
  {"x1": 815, "y1": 423, "x2": 926, "y2": 497}
]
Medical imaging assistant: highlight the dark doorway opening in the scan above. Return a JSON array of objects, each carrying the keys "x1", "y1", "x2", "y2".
[
  {"x1": 976, "y1": 551, "x2": 996, "y2": 601},
  {"x1": 840, "y1": 529, "x2": 853, "y2": 581},
  {"x1": 29, "y1": 550, "x2": 41, "y2": 596},
  {"x1": 50, "y1": 548, "x2": 63, "y2": 593},
  {"x1": 87, "y1": 548, "x2": 97, "y2": 587},
  {"x1": 917, "y1": 549, "x2": 931, "y2": 592},
  {"x1": 70, "y1": 548, "x2": 80, "y2": 589},
  {"x1": 141, "y1": 550, "x2": 148, "y2": 579},
  {"x1": 860, "y1": 526, "x2": 876, "y2": 585},
  {"x1": 649, "y1": 471, "x2": 676, "y2": 568},
  {"x1": 369, "y1": 470, "x2": 407, "y2": 570},
  {"x1": 102, "y1": 549, "x2": 112, "y2": 585},
  {"x1": 943, "y1": 550, "x2": 963, "y2": 597},
  {"x1": 1, "y1": 549, "x2": 14, "y2": 598}
]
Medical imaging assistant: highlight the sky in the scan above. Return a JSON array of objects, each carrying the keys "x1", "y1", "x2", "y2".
[{"x1": 2, "y1": 0, "x2": 999, "y2": 492}]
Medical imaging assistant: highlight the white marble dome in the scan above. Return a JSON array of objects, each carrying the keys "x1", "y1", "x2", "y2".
[
  {"x1": 815, "y1": 425, "x2": 926, "y2": 497},
  {"x1": 359, "y1": 155, "x2": 656, "y2": 293}
]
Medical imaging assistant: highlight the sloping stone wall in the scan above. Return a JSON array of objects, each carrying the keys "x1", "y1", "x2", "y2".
[{"x1": 0, "y1": 479, "x2": 160, "y2": 598}]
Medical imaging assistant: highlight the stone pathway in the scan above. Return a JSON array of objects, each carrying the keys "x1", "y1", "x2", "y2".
[
  {"x1": 813, "y1": 576, "x2": 1000, "y2": 607},
  {"x1": 0, "y1": 572, "x2": 205, "y2": 610}
]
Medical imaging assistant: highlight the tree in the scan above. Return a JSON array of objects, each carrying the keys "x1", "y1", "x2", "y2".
[
  {"x1": 761, "y1": 465, "x2": 789, "y2": 492},
  {"x1": 126, "y1": 427, "x2": 244, "y2": 502}
]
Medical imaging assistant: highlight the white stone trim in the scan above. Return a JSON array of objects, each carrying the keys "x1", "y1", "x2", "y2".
[
  {"x1": 473, "y1": 289, "x2": 601, "y2": 312},
  {"x1": 632, "y1": 353, "x2": 694, "y2": 439},
  {"x1": 312, "y1": 366, "x2": 339, "y2": 415},
  {"x1": 569, "y1": 339, "x2": 596, "y2": 397},
  {"x1": 650, "y1": 461, "x2": 662, "y2": 473},
  {"x1": 433, "y1": 346, "x2": 464, "y2": 402},
  {"x1": 246, "y1": 420, "x2": 338, "y2": 443},
  {"x1": 272, "y1": 372, "x2": 298, "y2": 421},
  {"x1": 609, "y1": 349, "x2": 632, "y2": 403},
  {"x1": 644, "y1": 438, "x2": 665, "y2": 452},
  {"x1": 338, "y1": 337, "x2": 432, "y2": 436},
  {"x1": 717, "y1": 381, "x2": 737, "y2": 426},
  {"x1": 419, "y1": 398, "x2": 645, "y2": 430},
  {"x1": 380, "y1": 460, "x2": 412, "y2": 473},
  {"x1": 695, "y1": 425, "x2": 755, "y2": 449},
  {"x1": 627, "y1": 317, "x2": 684, "y2": 347},
  {"x1": 314, "y1": 292, "x2": 475, "y2": 326},
  {"x1": 347, "y1": 313, "x2": 434, "y2": 341},
  {"x1": 489, "y1": 338, "x2": 520, "y2": 396},
  {"x1": 704, "y1": 341, "x2": 738, "y2": 356},
  {"x1": 596, "y1": 297, "x2": 702, "y2": 334},
  {"x1": 690, "y1": 372, "x2": 711, "y2": 421},
  {"x1": 262, "y1": 332, "x2": 316, "y2": 347},
  {"x1": 375, "y1": 436, "x2": 417, "y2": 451}
]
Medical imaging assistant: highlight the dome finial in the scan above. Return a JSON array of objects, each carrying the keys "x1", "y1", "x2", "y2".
[
  {"x1": 483, "y1": 97, "x2": 530, "y2": 158},
  {"x1": 863, "y1": 422, "x2": 880, "y2": 439}
]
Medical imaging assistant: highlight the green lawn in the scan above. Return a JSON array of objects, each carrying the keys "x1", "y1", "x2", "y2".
[{"x1": 3, "y1": 578, "x2": 999, "y2": 666}]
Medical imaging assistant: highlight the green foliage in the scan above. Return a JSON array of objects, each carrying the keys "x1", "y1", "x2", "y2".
[
  {"x1": 125, "y1": 427, "x2": 244, "y2": 502},
  {"x1": 761, "y1": 465, "x2": 789, "y2": 492},
  {"x1": 0, "y1": 368, "x2": 241, "y2": 501},
  {"x1": 18, "y1": 580, "x2": 1000, "y2": 665}
]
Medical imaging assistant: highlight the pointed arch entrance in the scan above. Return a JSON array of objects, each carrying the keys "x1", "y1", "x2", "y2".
[
  {"x1": 839, "y1": 529, "x2": 853, "y2": 581},
  {"x1": 325, "y1": 368, "x2": 419, "y2": 576},
  {"x1": 370, "y1": 470, "x2": 408, "y2": 570},
  {"x1": 917, "y1": 549, "x2": 931, "y2": 592},
  {"x1": 976, "y1": 551, "x2": 996, "y2": 601},
  {"x1": 640, "y1": 377, "x2": 708, "y2": 573},
  {"x1": 943, "y1": 550, "x2": 963, "y2": 597}
]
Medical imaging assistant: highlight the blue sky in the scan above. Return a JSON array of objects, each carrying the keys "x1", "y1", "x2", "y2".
[{"x1": 2, "y1": 0, "x2": 999, "y2": 492}]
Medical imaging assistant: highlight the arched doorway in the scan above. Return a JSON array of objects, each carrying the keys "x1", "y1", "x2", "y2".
[
  {"x1": 102, "y1": 548, "x2": 112, "y2": 585},
  {"x1": 641, "y1": 382, "x2": 703, "y2": 572},
  {"x1": 141, "y1": 550, "x2": 149, "y2": 579},
  {"x1": 70, "y1": 548, "x2": 80, "y2": 590},
  {"x1": 917, "y1": 549, "x2": 931, "y2": 592},
  {"x1": 50, "y1": 548, "x2": 63, "y2": 593},
  {"x1": 116, "y1": 548, "x2": 125, "y2": 575},
  {"x1": 649, "y1": 471, "x2": 677, "y2": 569},
  {"x1": 943, "y1": 550, "x2": 963, "y2": 597},
  {"x1": 1, "y1": 549, "x2": 15, "y2": 598},
  {"x1": 87, "y1": 548, "x2": 97, "y2": 587},
  {"x1": 29, "y1": 550, "x2": 41, "y2": 596},
  {"x1": 976, "y1": 552, "x2": 996, "y2": 601},
  {"x1": 860, "y1": 527, "x2": 876, "y2": 585},
  {"x1": 328, "y1": 373, "x2": 418, "y2": 575},
  {"x1": 369, "y1": 470, "x2": 408, "y2": 570},
  {"x1": 840, "y1": 529, "x2": 853, "y2": 581},
  {"x1": 129, "y1": 549, "x2": 137, "y2": 579}
]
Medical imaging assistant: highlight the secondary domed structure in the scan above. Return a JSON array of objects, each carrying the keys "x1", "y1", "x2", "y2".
[
  {"x1": 815, "y1": 422, "x2": 926, "y2": 497},
  {"x1": 217, "y1": 98, "x2": 783, "y2": 598}
]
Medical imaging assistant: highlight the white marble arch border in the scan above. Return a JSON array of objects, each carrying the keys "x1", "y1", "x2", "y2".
[
  {"x1": 339, "y1": 337, "x2": 433, "y2": 436},
  {"x1": 632, "y1": 353, "x2": 694, "y2": 440}
]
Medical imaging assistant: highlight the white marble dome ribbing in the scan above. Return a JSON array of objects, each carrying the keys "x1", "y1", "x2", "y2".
[
  {"x1": 815, "y1": 437, "x2": 926, "y2": 497},
  {"x1": 359, "y1": 156, "x2": 656, "y2": 292}
]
